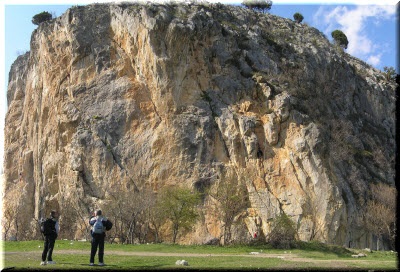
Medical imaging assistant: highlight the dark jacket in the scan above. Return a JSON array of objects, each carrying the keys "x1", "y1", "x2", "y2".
[{"x1": 42, "y1": 218, "x2": 59, "y2": 239}]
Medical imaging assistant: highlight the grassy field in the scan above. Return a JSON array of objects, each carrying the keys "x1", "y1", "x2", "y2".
[{"x1": 1, "y1": 240, "x2": 398, "y2": 271}]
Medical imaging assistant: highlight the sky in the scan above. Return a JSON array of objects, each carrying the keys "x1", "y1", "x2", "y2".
[{"x1": 0, "y1": 0, "x2": 398, "y2": 174}]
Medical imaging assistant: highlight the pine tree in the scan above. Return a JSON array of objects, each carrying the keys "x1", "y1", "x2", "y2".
[
  {"x1": 32, "y1": 11, "x2": 52, "y2": 25},
  {"x1": 331, "y1": 29, "x2": 349, "y2": 49},
  {"x1": 293, "y1": 12, "x2": 304, "y2": 23}
]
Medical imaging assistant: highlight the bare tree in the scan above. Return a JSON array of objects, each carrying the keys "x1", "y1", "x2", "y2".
[
  {"x1": 2, "y1": 181, "x2": 29, "y2": 240},
  {"x1": 59, "y1": 195, "x2": 91, "y2": 240},
  {"x1": 105, "y1": 183, "x2": 132, "y2": 243},
  {"x1": 207, "y1": 167, "x2": 249, "y2": 245},
  {"x1": 148, "y1": 192, "x2": 167, "y2": 243},
  {"x1": 105, "y1": 182, "x2": 156, "y2": 244},
  {"x1": 2, "y1": 200, "x2": 16, "y2": 240},
  {"x1": 365, "y1": 183, "x2": 396, "y2": 250},
  {"x1": 134, "y1": 188, "x2": 157, "y2": 243},
  {"x1": 124, "y1": 188, "x2": 155, "y2": 244}
]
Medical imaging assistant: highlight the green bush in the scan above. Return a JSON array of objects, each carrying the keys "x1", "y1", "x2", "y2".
[
  {"x1": 267, "y1": 213, "x2": 297, "y2": 249},
  {"x1": 293, "y1": 12, "x2": 304, "y2": 23},
  {"x1": 383, "y1": 66, "x2": 397, "y2": 81},
  {"x1": 157, "y1": 186, "x2": 201, "y2": 244},
  {"x1": 32, "y1": 11, "x2": 52, "y2": 25},
  {"x1": 331, "y1": 29, "x2": 349, "y2": 49},
  {"x1": 242, "y1": 0, "x2": 273, "y2": 13}
]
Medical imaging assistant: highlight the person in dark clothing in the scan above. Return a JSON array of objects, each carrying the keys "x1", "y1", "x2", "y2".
[
  {"x1": 89, "y1": 210, "x2": 112, "y2": 266},
  {"x1": 40, "y1": 210, "x2": 59, "y2": 265}
]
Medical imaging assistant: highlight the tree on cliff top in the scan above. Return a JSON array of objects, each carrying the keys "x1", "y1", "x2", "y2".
[
  {"x1": 293, "y1": 12, "x2": 304, "y2": 23},
  {"x1": 242, "y1": 0, "x2": 272, "y2": 13},
  {"x1": 331, "y1": 29, "x2": 349, "y2": 49},
  {"x1": 383, "y1": 66, "x2": 397, "y2": 82},
  {"x1": 32, "y1": 11, "x2": 52, "y2": 25}
]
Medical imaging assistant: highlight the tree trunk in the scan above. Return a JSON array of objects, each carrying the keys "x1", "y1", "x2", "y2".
[
  {"x1": 376, "y1": 235, "x2": 380, "y2": 251},
  {"x1": 155, "y1": 232, "x2": 159, "y2": 243},
  {"x1": 224, "y1": 224, "x2": 231, "y2": 245},
  {"x1": 172, "y1": 223, "x2": 179, "y2": 244}
]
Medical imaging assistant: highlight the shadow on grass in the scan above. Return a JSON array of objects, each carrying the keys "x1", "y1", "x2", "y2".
[
  {"x1": 238, "y1": 240, "x2": 351, "y2": 257},
  {"x1": 79, "y1": 264, "x2": 119, "y2": 267},
  {"x1": 294, "y1": 241, "x2": 351, "y2": 256},
  {"x1": 77, "y1": 263, "x2": 170, "y2": 270}
]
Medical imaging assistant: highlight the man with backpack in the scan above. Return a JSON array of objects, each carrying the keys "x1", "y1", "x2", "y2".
[
  {"x1": 40, "y1": 210, "x2": 59, "y2": 265},
  {"x1": 89, "y1": 210, "x2": 112, "y2": 266}
]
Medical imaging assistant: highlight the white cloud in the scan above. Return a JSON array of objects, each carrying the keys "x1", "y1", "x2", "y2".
[
  {"x1": 313, "y1": 5, "x2": 396, "y2": 68},
  {"x1": 367, "y1": 54, "x2": 382, "y2": 66}
]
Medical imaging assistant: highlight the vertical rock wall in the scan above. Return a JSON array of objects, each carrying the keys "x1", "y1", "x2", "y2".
[{"x1": 3, "y1": 3, "x2": 396, "y2": 247}]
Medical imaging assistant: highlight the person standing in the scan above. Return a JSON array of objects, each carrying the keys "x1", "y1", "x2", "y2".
[
  {"x1": 40, "y1": 210, "x2": 59, "y2": 265},
  {"x1": 89, "y1": 210, "x2": 112, "y2": 266}
]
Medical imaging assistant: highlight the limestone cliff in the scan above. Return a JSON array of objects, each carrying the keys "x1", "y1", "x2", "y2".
[{"x1": 3, "y1": 3, "x2": 396, "y2": 248}]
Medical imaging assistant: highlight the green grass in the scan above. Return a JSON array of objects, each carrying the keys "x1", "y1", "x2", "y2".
[
  {"x1": 2, "y1": 240, "x2": 398, "y2": 271},
  {"x1": 4, "y1": 254, "x2": 283, "y2": 271},
  {"x1": 3, "y1": 240, "x2": 283, "y2": 255}
]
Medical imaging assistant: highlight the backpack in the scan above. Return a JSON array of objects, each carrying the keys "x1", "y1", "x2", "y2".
[
  {"x1": 105, "y1": 220, "x2": 113, "y2": 231},
  {"x1": 40, "y1": 218, "x2": 55, "y2": 236},
  {"x1": 93, "y1": 218, "x2": 104, "y2": 234}
]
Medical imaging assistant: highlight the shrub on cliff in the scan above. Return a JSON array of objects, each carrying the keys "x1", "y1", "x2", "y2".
[
  {"x1": 32, "y1": 11, "x2": 52, "y2": 25},
  {"x1": 242, "y1": 0, "x2": 273, "y2": 13},
  {"x1": 383, "y1": 66, "x2": 397, "y2": 82},
  {"x1": 331, "y1": 29, "x2": 349, "y2": 49},
  {"x1": 293, "y1": 12, "x2": 304, "y2": 23}
]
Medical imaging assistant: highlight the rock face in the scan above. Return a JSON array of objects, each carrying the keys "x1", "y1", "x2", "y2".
[{"x1": 3, "y1": 3, "x2": 396, "y2": 247}]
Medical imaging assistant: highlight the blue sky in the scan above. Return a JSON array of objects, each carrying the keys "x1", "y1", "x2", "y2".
[{"x1": 0, "y1": 0, "x2": 398, "y2": 173}]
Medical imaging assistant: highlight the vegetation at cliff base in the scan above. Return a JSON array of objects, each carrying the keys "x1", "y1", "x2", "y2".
[
  {"x1": 364, "y1": 183, "x2": 396, "y2": 250},
  {"x1": 157, "y1": 187, "x2": 201, "y2": 244},
  {"x1": 267, "y1": 213, "x2": 298, "y2": 249}
]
